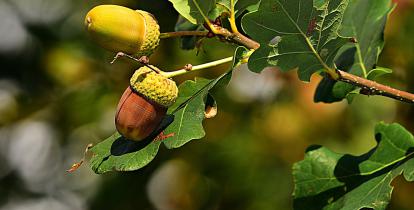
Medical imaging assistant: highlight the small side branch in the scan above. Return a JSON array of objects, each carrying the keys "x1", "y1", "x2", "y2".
[
  {"x1": 159, "y1": 31, "x2": 209, "y2": 39},
  {"x1": 210, "y1": 24, "x2": 260, "y2": 50},
  {"x1": 163, "y1": 56, "x2": 233, "y2": 78},
  {"x1": 111, "y1": 52, "x2": 161, "y2": 74},
  {"x1": 337, "y1": 70, "x2": 414, "y2": 103}
]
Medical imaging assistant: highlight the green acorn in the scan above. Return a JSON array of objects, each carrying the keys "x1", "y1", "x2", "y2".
[
  {"x1": 115, "y1": 66, "x2": 178, "y2": 141},
  {"x1": 85, "y1": 5, "x2": 160, "y2": 56}
]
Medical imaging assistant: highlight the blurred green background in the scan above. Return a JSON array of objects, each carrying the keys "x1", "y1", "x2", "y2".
[{"x1": 0, "y1": 0, "x2": 413, "y2": 209}]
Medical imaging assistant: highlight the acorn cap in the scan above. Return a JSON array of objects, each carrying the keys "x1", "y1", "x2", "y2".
[
  {"x1": 84, "y1": 5, "x2": 160, "y2": 56},
  {"x1": 130, "y1": 66, "x2": 178, "y2": 107},
  {"x1": 136, "y1": 10, "x2": 160, "y2": 56}
]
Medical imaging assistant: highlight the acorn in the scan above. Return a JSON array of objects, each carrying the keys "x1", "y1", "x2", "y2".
[
  {"x1": 115, "y1": 66, "x2": 178, "y2": 141},
  {"x1": 84, "y1": 5, "x2": 160, "y2": 56}
]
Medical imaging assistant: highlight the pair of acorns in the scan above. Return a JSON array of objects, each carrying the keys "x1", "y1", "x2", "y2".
[{"x1": 85, "y1": 5, "x2": 178, "y2": 141}]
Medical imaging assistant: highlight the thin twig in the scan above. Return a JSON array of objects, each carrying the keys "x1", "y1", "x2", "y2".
[
  {"x1": 337, "y1": 70, "x2": 414, "y2": 103},
  {"x1": 159, "y1": 31, "x2": 209, "y2": 39},
  {"x1": 111, "y1": 52, "x2": 160, "y2": 74}
]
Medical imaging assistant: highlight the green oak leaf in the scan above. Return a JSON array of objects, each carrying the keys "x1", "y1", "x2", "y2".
[
  {"x1": 242, "y1": 0, "x2": 349, "y2": 81},
  {"x1": 315, "y1": 0, "x2": 393, "y2": 103},
  {"x1": 293, "y1": 122, "x2": 414, "y2": 210},
  {"x1": 164, "y1": 46, "x2": 248, "y2": 149},
  {"x1": 89, "y1": 132, "x2": 161, "y2": 174},
  {"x1": 169, "y1": 0, "x2": 214, "y2": 24}
]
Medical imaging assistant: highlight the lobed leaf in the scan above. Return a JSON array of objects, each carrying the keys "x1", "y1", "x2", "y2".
[
  {"x1": 242, "y1": 0, "x2": 349, "y2": 81},
  {"x1": 293, "y1": 122, "x2": 414, "y2": 210},
  {"x1": 89, "y1": 132, "x2": 161, "y2": 174}
]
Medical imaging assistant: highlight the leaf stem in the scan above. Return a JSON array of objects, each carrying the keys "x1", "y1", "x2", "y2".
[
  {"x1": 302, "y1": 35, "x2": 338, "y2": 79},
  {"x1": 229, "y1": 0, "x2": 239, "y2": 33},
  {"x1": 352, "y1": 27, "x2": 368, "y2": 78},
  {"x1": 159, "y1": 31, "x2": 209, "y2": 39},
  {"x1": 162, "y1": 56, "x2": 234, "y2": 78}
]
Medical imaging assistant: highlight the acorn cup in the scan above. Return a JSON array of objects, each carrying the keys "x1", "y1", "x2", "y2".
[
  {"x1": 115, "y1": 66, "x2": 178, "y2": 141},
  {"x1": 85, "y1": 5, "x2": 160, "y2": 56}
]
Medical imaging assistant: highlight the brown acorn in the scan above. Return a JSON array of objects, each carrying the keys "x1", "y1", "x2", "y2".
[{"x1": 115, "y1": 66, "x2": 178, "y2": 141}]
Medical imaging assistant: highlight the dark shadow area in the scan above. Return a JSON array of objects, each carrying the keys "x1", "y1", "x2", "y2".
[
  {"x1": 293, "y1": 149, "x2": 374, "y2": 210},
  {"x1": 110, "y1": 115, "x2": 174, "y2": 156},
  {"x1": 205, "y1": 93, "x2": 216, "y2": 110},
  {"x1": 405, "y1": 147, "x2": 414, "y2": 156},
  {"x1": 305, "y1": 145, "x2": 322, "y2": 153},
  {"x1": 314, "y1": 47, "x2": 356, "y2": 103}
]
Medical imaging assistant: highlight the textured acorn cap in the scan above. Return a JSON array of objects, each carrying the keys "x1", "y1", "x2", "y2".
[
  {"x1": 84, "y1": 5, "x2": 159, "y2": 56},
  {"x1": 130, "y1": 66, "x2": 178, "y2": 107},
  {"x1": 136, "y1": 10, "x2": 160, "y2": 56}
]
